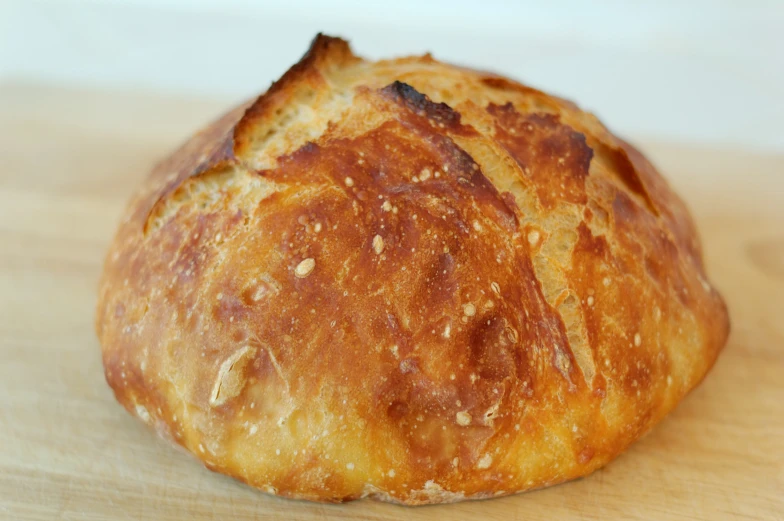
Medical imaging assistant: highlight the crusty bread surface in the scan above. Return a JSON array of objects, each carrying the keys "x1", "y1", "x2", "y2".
[{"x1": 96, "y1": 35, "x2": 729, "y2": 505}]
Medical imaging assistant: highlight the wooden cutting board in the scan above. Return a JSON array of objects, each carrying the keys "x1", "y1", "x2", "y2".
[{"x1": 1, "y1": 81, "x2": 782, "y2": 520}]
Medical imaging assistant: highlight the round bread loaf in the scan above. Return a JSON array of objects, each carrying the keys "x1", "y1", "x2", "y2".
[{"x1": 96, "y1": 35, "x2": 729, "y2": 504}]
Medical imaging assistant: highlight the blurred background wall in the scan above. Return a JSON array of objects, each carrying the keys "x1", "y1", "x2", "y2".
[{"x1": 2, "y1": 0, "x2": 782, "y2": 151}]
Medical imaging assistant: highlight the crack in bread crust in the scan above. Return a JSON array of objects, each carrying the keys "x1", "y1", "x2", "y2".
[{"x1": 97, "y1": 34, "x2": 730, "y2": 505}]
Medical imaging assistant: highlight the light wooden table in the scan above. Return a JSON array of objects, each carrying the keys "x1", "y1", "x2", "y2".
[{"x1": 1, "y1": 82, "x2": 782, "y2": 520}]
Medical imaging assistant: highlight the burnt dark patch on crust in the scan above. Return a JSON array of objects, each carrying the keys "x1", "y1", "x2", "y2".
[
  {"x1": 487, "y1": 103, "x2": 593, "y2": 210},
  {"x1": 374, "y1": 86, "x2": 518, "y2": 230},
  {"x1": 382, "y1": 81, "x2": 463, "y2": 130}
]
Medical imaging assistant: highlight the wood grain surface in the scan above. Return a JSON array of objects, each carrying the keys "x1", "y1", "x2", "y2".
[{"x1": 0, "y1": 81, "x2": 782, "y2": 520}]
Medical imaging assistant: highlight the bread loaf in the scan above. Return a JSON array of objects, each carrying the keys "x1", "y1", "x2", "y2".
[{"x1": 96, "y1": 35, "x2": 729, "y2": 504}]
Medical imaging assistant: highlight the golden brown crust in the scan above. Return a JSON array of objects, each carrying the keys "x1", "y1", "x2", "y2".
[{"x1": 96, "y1": 34, "x2": 729, "y2": 505}]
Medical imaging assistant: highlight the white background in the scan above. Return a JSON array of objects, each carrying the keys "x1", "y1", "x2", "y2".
[{"x1": 2, "y1": 0, "x2": 783, "y2": 151}]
